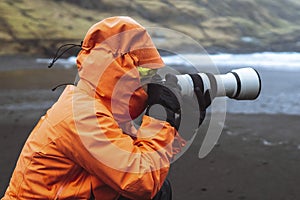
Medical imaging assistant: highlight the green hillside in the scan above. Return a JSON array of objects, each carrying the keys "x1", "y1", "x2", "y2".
[{"x1": 1, "y1": 0, "x2": 300, "y2": 55}]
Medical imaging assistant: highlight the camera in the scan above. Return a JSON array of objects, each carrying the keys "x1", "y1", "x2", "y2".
[{"x1": 175, "y1": 67, "x2": 261, "y2": 100}]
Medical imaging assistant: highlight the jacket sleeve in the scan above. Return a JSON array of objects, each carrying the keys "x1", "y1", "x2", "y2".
[{"x1": 55, "y1": 105, "x2": 184, "y2": 199}]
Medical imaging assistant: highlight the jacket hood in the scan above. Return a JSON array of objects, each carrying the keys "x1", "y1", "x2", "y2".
[{"x1": 76, "y1": 16, "x2": 164, "y2": 123}]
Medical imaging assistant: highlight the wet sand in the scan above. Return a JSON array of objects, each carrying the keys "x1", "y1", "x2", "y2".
[
  {"x1": 1, "y1": 111, "x2": 300, "y2": 199},
  {"x1": 1, "y1": 56, "x2": 300, "y2": 199},
  {"x1": 169, "y1": 114, "x2": 300, "y2": 200}
]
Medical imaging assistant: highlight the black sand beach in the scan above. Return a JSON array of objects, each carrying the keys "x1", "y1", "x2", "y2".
[{"x1": 1, "y1": 56, "x2": 300, "y2": 199}]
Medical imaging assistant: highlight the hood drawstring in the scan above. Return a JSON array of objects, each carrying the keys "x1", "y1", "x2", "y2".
[
  {"x1": 48, "y1": 42, "x2": 82, "y2": 68},
  {"x1": 51, "y1": 74, "x2": 80, "y2": 91},
  {"x1": 52, "y1": 83, "x2": 75, "y2": 91},
  {"x1": 49, "y1": 42, "x2": 82, "y2": 91}
]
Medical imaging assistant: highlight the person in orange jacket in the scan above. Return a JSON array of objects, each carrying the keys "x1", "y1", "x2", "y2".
[{"x1": 2, "y1": 16, "x2": 186, "y2": 200}]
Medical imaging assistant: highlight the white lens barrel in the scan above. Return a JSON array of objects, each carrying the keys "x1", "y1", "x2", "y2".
[
  {"x1": 175, "y1": 74, "x2": 195, "y2": 96},
  {"x1": 176, "y1": 67, "x2": 261, "y2": 100},
  {"x1": 228, "y1": 67, "x2": 261, "y2": 100}
]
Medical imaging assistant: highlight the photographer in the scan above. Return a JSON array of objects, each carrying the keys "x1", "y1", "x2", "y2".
[{"x1": 2, "y1": 16, "x2": 194, "y2": 200}]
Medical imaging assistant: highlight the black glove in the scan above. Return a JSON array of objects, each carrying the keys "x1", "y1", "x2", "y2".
[
  {"x1": 146, "y1": 73, "x2": 214, "y2": 132},
  {"x1": 188, "y1": 73, "x2": 217, "y2": 126},
  {"x1": 146, "y1": 74, "x2": 182, "y2": 130}
]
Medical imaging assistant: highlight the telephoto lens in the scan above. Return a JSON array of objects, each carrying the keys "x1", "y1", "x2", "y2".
[{"x1": 176, "y1": 67, "x2": 261, "y2": 100}]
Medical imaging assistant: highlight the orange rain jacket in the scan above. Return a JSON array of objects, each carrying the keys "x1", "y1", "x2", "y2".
[{"x1": 3, "y1": 16, "x2": 184, "y2": 200}]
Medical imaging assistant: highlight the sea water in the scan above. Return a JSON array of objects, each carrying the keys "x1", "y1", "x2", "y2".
[{"x1": 2, "y1": 52, "x2": 300, "y2": 116}]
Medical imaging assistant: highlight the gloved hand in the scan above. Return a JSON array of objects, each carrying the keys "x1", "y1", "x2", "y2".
[
  {"x1": 146, "y1": 74, "x2": 182, "y2": 130},
  {"x1": 188, "y1": 73, "x2": 217, "y2": 126},
  {"x1": 146, "y1": 73, "x2": 213, "y2": 133}
]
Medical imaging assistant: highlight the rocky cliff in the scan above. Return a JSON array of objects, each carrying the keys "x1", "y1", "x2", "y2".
[{"x1": 1, "y1": 0, "x2": 300, "y2": 55}]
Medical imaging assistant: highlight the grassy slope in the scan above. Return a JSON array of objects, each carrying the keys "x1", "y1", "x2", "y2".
[{"x1": 0, "y1": 0, "x2": 300, "y2": 55}]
